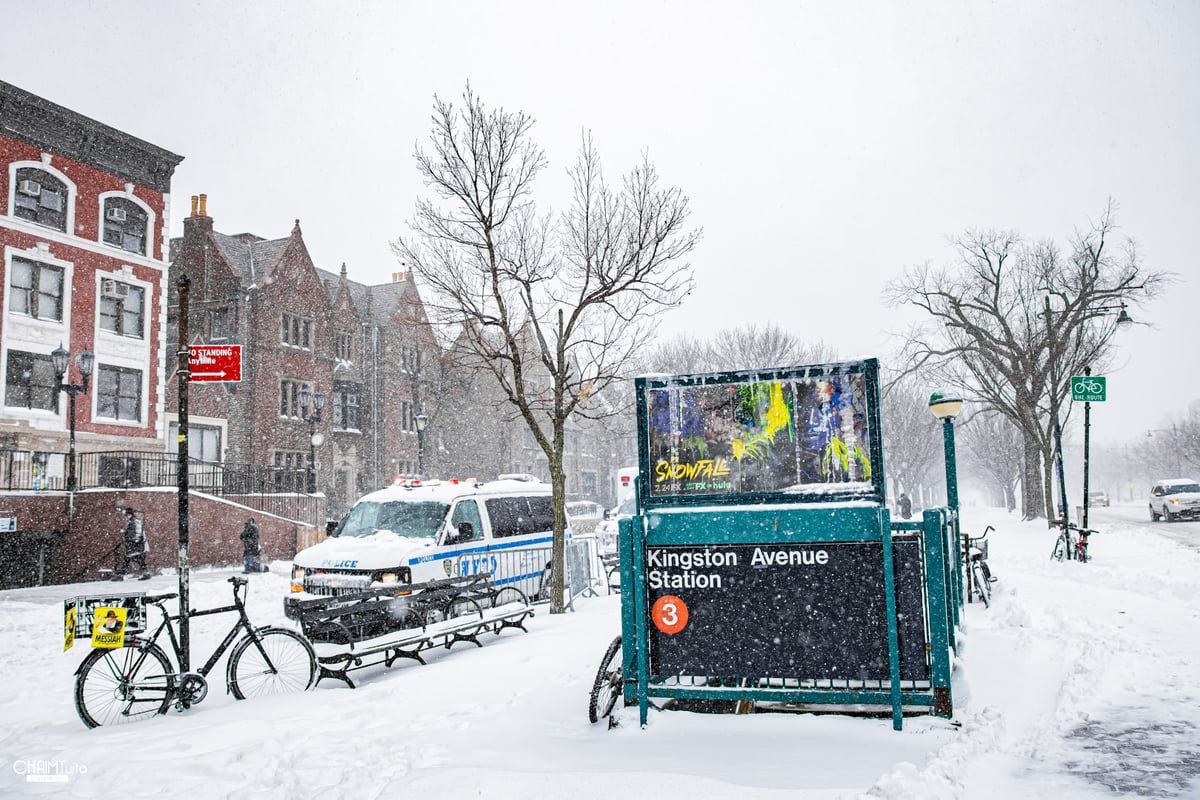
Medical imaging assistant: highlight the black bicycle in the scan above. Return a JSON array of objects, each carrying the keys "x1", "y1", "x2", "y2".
[
  {"x1": 964, "y1": 525, "x2": 996, "y2": 607},
  {"x1": 73, "y1": 576, "x2": 316, "y2": 728}
]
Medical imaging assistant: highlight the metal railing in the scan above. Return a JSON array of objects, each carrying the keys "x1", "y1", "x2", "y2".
[{"x1": 0, "y1": 449, "x2": 323, "y2": 526}]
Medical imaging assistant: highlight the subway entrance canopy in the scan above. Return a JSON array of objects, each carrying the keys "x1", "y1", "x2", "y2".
[{"x1": 599, "y1": 358, "x2": 964, "y2": 730}]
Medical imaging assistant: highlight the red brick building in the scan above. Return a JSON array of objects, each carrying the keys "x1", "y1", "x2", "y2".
[
  {"x1": 1, "y1": 79, "x2": 183, "y2": 479},
  {"x1": 167, "y1": 200, "x2": 440, "y2": 517}
]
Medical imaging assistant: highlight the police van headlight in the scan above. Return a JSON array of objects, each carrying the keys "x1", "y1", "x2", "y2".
[
  {"x1": 290, "y1": 565, "x2": 306, "y2": 593},
  {"x1": 378, "y1": 571, "x2": 399, "y2": 585}
]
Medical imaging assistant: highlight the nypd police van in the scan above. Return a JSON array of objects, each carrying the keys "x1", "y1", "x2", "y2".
[{"x1": 287, "y1": 476, "x2": 560, "y2": 610}]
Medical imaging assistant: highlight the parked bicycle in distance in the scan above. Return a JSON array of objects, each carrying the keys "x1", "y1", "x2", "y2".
[
  {"x1": 73, "y1": 575, "x2": 317, "y2": 728},
  {"x1": 964, "y1": 525, "x2": 996, "y2": 607},
  {"x1": 1050, "y1": 517, "x2": 1097, "y2": 563}
]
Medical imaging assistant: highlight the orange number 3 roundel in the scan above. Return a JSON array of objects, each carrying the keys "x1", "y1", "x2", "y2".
[{"x1": 651, "y1": 595, "x2": 689, "y2": 635}]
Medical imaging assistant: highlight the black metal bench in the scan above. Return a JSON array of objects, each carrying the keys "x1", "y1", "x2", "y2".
[{"x1": 288, "y1": 574, "x2": 534, "y2": 689}]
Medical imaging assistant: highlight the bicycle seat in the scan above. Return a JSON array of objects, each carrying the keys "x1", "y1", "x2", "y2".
[
  {"x1": 146, "y1": 593, "x2": 178, "y2": 603},
  {"x1": 229, "y1": 576, "x2": 249, "y2": 586}
]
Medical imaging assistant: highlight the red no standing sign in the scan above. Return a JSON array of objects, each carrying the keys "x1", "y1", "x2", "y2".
[{"x1": 189, "y1": 345, "x2": 242, "y2": 382}]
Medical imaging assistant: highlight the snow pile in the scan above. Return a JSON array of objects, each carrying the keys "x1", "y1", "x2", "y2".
[{"x1": 0, "y1": 504, "x2": 1198, "y2": 798}]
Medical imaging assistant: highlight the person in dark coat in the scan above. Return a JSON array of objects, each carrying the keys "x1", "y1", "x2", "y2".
[
  {"x1": 899, "y1": 493, "x2": 913, "y2": 520},
  {"x1": 113, "y1": 507, "x2": 150, "y2": 581},
  {"x1": 240, "y1": 518, "x2": 267, "y2": 573}
]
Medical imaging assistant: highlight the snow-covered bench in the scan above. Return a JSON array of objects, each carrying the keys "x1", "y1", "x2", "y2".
[{"x1": 287, "y1": 574, "x2": 534, "y2": 689}]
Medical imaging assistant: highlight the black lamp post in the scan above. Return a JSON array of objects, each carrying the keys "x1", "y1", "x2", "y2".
[
  {"x1": 299, "y1": 386, "x2": 325, "y2": 494},
  {"x1": 414, "y1": 412, "x2": 428, "y2": 477},
  {"x1": 51, "y1": 344, "x2": 94, "y2": 492}
]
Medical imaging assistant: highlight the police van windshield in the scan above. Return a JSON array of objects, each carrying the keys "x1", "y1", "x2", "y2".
[{"x1": 336, "y1": 500, "x2": 449, "y2": 539}]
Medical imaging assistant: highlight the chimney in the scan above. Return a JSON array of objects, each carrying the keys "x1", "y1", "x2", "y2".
[
  {"x1": 183, "y1": 193, "x2": 214, "y2": 237},
  {"x1": 392, "y1": 271, "x2": 409, "y2": 283}
]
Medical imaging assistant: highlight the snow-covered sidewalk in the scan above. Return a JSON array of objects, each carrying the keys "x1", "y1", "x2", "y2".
[{"x1": 0, "y1": 505, "x2": 1197, "y2": 799}]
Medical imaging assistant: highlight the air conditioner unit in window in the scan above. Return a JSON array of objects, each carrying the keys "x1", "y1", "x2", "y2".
[
  {"x1": 18, "y1": 179, "x2": 41, "y2": 196},
  {"x1": 101, "y1": 278, "x2": 130, "y2": 299},
  {"x1": 106, "y1": 206, "x2": 127, "y2": 222}
]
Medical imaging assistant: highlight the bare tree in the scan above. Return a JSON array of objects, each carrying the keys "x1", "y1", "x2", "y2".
[
  {"x1": 393, "y1": 86, "x2": 701, "y2": 613},
  {"x1": 957, "y1": 410, "x2": 1023, "y2": 511},
  {"x1": 878, "y1": 375, "x2": 943, "y2": 511},
  {"x1": 884, "y1": 203, "x2": 1168, "y2": 521},
  {"x1": 641, "y1": 323, "x2": 834, "y2": 374}
]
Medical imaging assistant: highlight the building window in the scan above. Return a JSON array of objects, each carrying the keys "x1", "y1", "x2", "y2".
[
  {"x1": 400, "y1": 400, "x2": 412, "y2": 433},
  {"x1": 280, "y1": 379, "x2": 307, "y2": 418},
  {"x1": 333, "y1": 381, "x2": 361, "y2": 430},
  {"x1": 400, "y1": 345, "x2": 421, "y2": 374},
  {"x1": 98, "y1": 281, "x2": 145, "y2": 338},
  {"x1": 12, "y1": 168, "x2": 68, "y2": 231},
  {"x1": 8, "y1": 257, "x2": 64, "y2": 321},
  {"x1": 96, "y1": 365, "x2": 142, "y2": 422},
  {"x1": 209, "y1": 306, "x2": 231, "y2": 341},
  {"x1": 282, "y1": 313, "x2": 311, "y2": 349},
  {"x1": 273, "y1": 450, "x2": 307, "y2": 492},
  {"x1": 101, "y1": 198, "x2": 148, "y2": 255},
  {"x1": 336, "y1": 332, "x2": 353, "y2": 361},
  {"x1": 167, "y1": 422, "x2": 222, "y2": 461},
  {"x1": 581, "y1": 471, "x2": 597, "y2": 497},
  {"x1": 4, "y1": 351, "x2": 59, "y2": 411}
]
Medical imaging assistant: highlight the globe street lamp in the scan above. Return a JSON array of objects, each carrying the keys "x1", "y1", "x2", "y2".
[
  {"x1": 51, "y1": 344, "x2": 94, "y2": 492},
  {"x1": 414, "y1": 412, "x2": 428, "y2": 477},
  {"x1": 928, "y1": 390, "x2": 964, "y2": 513},
  {"x1": 929, "y1": 389, "x2": 965, "y2": 606},
  {"x1": 299, "y1": 386, "x2": 325, "y2": 494}
]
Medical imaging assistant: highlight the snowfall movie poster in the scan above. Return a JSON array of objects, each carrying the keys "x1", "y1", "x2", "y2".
[{"x1": 644, "y1": 369, "x2": 874, "y2": 499}]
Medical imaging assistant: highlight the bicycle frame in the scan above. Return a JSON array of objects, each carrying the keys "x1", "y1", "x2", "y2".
[{"x1": 134, "y1": 584, "x2": 258, "y2": 682}]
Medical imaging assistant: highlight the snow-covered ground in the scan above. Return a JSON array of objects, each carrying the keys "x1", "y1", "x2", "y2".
[{"x1": 2, "y1": 504, "x2": 1198, "y2": 799}]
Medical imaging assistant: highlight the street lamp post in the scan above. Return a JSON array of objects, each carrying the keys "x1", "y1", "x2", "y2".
[
  {"x1": 414, "y1": 412, "x2": 428, "y2": 477},
  {"x1": 51, "y1": 345, "x2": 95, "y2": 492},
  {"x1": 299, "y1": 387, "x2": 325, "y2": 494},
  {"x1": 928, "y1": 390, "x2": 964, "y2": 513},
  {"x1": 1079, "y1": 303, "x2": 1132, "y2": 529},
  {"x1": 929, "y1": 389, "x2": 965, "y2": 602}
]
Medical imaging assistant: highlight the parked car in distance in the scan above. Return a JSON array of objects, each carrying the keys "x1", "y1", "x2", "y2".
[
  {"x1": 1149, "y1": 479, "x2": 1200, "y2": 522},
  {"x1": 1088, "y1": 489, "x2": 1110, "y2": 507}
]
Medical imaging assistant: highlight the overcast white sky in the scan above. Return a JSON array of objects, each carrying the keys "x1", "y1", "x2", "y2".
[{"x1": 3, "y1": 1, "x2": 1197, "y2": 448}]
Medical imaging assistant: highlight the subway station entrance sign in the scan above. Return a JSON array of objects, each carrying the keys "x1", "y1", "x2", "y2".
[{"x1": 612, "y1": 358, "x2": 962, "y2": 730}]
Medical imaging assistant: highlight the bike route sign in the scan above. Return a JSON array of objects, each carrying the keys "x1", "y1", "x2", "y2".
[
  {"x1": 644, "y1": 539, "x2": 929, "y2": 681},
  {"x1": 1071, "y1": 375, "x2": 1106, "y2": 402}
]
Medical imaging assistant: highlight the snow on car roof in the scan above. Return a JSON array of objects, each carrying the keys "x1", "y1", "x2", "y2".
[{"x1": 357, "y1": 477, "x2": 551, "y2": 505}]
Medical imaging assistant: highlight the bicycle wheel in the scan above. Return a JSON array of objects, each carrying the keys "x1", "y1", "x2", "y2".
[
  {"x1": 971, "y1": 562, "x2": 991, "y2": 608},
  {"x1": 1051, "y1": 535, "x2": 1068, "y2": 562},
  {"x1": 227, "y1": 627, "x2": 316, "y2": 700},
  {"x1": 75, "y1": 642, "x2": 173, "y2": 728},
  {"x1": 588, "y1": 634, "x2": 624, "y2": 724}
]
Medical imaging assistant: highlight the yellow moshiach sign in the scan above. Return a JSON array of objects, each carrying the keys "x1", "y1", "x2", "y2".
[{"x1": 90, "y1": 607, "x2": 128, "y2": 648}]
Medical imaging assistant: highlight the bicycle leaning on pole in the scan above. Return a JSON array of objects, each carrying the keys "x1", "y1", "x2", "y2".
[
  {"x1": 1050, "y1": 517, "x2": 1097, "y2": 563},
  {"x1": 964, "y1": 525, "x2": 997, "y2": 607},
  {"x1": 72, "y1": 576, "x2": 317, "y2": 728}
]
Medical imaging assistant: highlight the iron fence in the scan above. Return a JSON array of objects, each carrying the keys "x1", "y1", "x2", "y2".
[{"x1": 0, "y1": 449, "x2": 323, "y2": 526}]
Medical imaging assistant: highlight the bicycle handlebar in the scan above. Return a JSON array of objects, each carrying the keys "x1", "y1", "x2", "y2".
[{"x1": 1051, "y1": 517, "x2": 1098, "y2": 535}]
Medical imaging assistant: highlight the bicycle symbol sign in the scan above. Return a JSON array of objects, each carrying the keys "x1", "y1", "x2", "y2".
[{"x1": 1071, "y1": 376, "x2": 1107, "y2": 402}]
